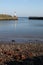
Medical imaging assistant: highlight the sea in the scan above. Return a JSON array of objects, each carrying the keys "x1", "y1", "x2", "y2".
[{"x1": 0, "y1": 17, "x2": 43, "y2": 43}]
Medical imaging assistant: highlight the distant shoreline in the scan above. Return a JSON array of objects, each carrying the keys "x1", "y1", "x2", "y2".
[{"x1": 29, "y1": 17, "x2": 43, "y2": 20}]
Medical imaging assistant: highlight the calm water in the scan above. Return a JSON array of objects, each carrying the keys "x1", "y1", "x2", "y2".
[{"x1": 0, "y1": 17, "x2": 43, "y2": 42}]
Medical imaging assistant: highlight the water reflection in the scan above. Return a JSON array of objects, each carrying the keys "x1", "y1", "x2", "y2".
[{"x1": 14, "y1": 21, "x2": 18, "y2": 30}]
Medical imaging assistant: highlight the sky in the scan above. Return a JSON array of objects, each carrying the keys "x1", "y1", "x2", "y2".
[{"x1": 0, "y1": 0, "x2": 43, "y2": 17}]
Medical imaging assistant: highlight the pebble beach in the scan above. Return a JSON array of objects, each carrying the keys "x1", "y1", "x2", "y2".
[{"x1": 0, "y1": 41, "x2": 43, "y2": 65}]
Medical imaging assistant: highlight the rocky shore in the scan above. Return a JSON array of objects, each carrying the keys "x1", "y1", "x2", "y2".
[{"x1": 0, "y1": 41, "x2": 43, "y2": 65}]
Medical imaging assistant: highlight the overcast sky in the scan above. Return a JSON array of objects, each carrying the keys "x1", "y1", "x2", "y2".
[{"x1": 0, "y1": 0, "x2": 43, "y2": 17}]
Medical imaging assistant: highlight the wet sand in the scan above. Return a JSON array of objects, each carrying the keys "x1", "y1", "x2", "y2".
[{"x1": 0, "y1": 41, "x2": 43, "y2": 65}]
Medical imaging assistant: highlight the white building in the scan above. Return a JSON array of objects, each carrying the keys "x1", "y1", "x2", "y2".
[{"x1": 14, "y1": 12, "x2": 16, "y2": 16}]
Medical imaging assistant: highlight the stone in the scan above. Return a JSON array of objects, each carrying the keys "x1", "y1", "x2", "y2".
[{"x1": 21, "y1": 54, "x2": 26, "y2": 60}]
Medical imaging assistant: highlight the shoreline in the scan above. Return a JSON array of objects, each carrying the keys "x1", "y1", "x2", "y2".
[
  {"x1": 0, "y1": 38, "x2": 43, "y2": 43},
  {"x1": 0, "y1": 41, "x2": 43, "y2": 65}
]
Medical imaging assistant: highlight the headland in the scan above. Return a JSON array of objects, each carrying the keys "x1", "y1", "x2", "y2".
[{"x1": 0, "y1": 14, "x2": 18, "y2": 20}]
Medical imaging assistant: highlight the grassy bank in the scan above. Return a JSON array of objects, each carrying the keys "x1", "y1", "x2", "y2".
[{"x1": 0, "y1": 14, "x2": 18, "y2": 20}]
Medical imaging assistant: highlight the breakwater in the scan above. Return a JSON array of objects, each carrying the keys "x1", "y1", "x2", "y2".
[{"x1": 29, "y1": 17, "x2": 43, "y2": 20}]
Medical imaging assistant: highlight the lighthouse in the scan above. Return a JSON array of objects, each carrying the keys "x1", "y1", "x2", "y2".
[
  {"x1": 14, "y1": 11, "x2": 16, "y2": 17},
  {"x1": 13, "y1": 11, "x2": 18, "y2": 20}
]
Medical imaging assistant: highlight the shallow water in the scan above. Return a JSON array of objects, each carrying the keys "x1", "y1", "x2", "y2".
[{"x1": 0, "y1": 17, "x2": 43, "y2": 42}]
